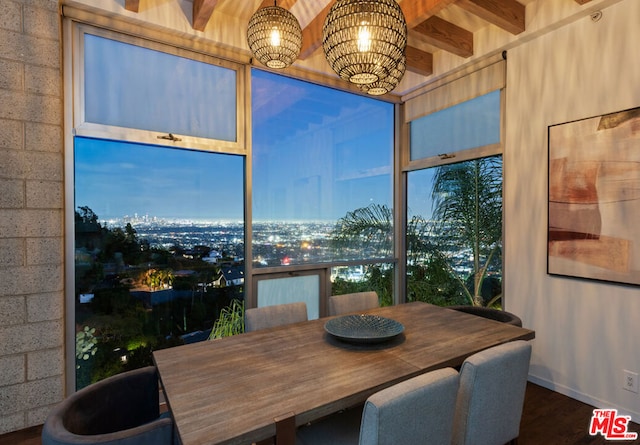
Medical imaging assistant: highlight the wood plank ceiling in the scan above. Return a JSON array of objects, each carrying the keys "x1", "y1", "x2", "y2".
[{"x1": 123, "y1": 0, "x2": 592, "y2": 83}]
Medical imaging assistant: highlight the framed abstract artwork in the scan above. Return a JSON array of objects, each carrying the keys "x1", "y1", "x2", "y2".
[{"x1": 548, "y1": 106, "x2": 640, "y2": 286}]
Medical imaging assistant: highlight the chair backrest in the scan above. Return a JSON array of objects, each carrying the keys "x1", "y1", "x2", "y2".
[
  {"x1": 329, "y1": 291, "x2": 379, "y2": 316},
  {"x1": 359, "y1": 367, "x2": 459, "y2": 445},
  {"x1": 245, "y1": 301, "x2": 308, "y2": 332},
  {"x1": 452, "y1": 340, "x2": 532, "y2": 445},
  {"x1": 42, "y1": 366, "x2": 174, "y2": 445},
  {"x1": 448, "y1": 305, "x2": 523, "y2": 327}
]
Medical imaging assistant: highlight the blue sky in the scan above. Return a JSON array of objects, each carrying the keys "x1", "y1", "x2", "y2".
[
  {"x1": 76, "y1": 29, "x2": 438, "y2": 224},
  {"x1": 78, "y1": 34, "x2": 399, "y2": 223},
  {"x1": 75, "y1": 68, "x2": 402, "y2": 223},
  {"x1": 74, "y1": 32, "x2": 465, "y2": 226},
  {"x1": 74, "y1": 137, "x2": 245, "y2": 221}
]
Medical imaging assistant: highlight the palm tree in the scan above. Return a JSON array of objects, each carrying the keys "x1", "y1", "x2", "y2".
[
  {"x1": 330, "y1": 155, "x2": 502, "y2": 307},
  {"x1": 430, "y1": 156, "x2": 503, "y2": 306},
  {"x1": 331, "y1": 204, "x2": 393, "y2": 258}
]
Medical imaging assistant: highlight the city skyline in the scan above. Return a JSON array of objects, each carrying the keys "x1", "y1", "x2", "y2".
[
  {"x1": 74, "y1": 133, "x2": 436, "y2": 224},
  {"x1": 74, "y1": 137, "x2": 245, "y2": 221},
  {"x1": 75, "y1": 69, "x2": 437, "y2": 224}
]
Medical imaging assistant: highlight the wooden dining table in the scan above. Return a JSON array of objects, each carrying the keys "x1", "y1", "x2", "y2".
[{"x1": 152, "y1": 302, "x2": 535, "y2": 445}]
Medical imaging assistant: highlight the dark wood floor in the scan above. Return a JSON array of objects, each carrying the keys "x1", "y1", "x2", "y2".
[{"x1": 1, "y1": 383, "x2": 638, "y2": 445}]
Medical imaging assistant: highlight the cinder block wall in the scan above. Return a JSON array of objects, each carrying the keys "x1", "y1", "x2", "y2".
[{"x1": 0, "y1": 0, "x2": 65, "y2": 434}]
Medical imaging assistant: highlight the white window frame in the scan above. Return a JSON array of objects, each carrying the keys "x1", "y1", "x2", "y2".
[
  {"x1": 71, "y1": 24, "x2": 247, "y2": 155},
  {"x1": 64, "y1": 19, "x2": 250, "y2": 394}
]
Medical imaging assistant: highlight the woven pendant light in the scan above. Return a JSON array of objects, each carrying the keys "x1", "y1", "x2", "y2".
[
  {"x1": 247, "y1": 2, "x2": 302, "y2": 69},
  {"x1": 360, "y1": 54, "x2": 406, "y2": 95},
  {"x1": 322, "y1": 0, "x2": 407, "y2": 85}
]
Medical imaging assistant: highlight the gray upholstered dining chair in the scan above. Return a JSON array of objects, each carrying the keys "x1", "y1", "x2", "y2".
[
  {"x1": 296, "y1": 367, "x2": 460, "y2": 445},
  {"x1": 244, "y1": 301, "x2": 308, "y2": 332},
  {"x1": 41, "y1": 365, "x2": 174, "y2": 445},
  {"x1": 328, "y1": 291, "x2": 379, "y2": 316},
  {"x1": 452, "y1": 340, "x2": 532, "y2": 445}
]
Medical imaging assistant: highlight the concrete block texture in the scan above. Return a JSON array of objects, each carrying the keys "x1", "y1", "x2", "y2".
[
  {"x1": 0, "y1": 354, "x2": 25, "y2": 386},
  {"x1": 26, "y1": 180, "x2": 63, "y2": 209},
  {"x1": 27, "y1": 347, "x2": 63, "y2": 380},
  {"x1": 0, "y1": 264, "x2": 63, "y2": 297},
  {"x1": 0, "y1": 296, "x2": 26, "y2": 326},
  {"x1": 27, "y1": 403, "x2": 55, "y2": 429},
  {"x1": 0, "y1": 209, "x2": 62, "y2": 238},
  {"x1": 0, "y1": 411, "x2": 26, "y2": 435},
  {"x1": 26, "y1": 236, "x2": 63, "y2": 265},
  {"x1": 0, "y1": 29, "x2": 60, "y2": 68},
  {"x1": 1, "y1": 149, "x2": 62, "y2": 181},
  {"x1": 0, "y1": 119, "x2": 24, "y2": 151},
  {"x1": 25, "y1": 122, "x2": 62, "y2": 153},
  {"x1": 0, "y1": 1, "x2": 23, "y2": 33},
  {"x1": 0, "y1": 320, "x2": 63, "y2": 356},
  {"x1": 26, "y1": 291, "x2": 63, "y2": 322},
  {"x1": 0, "y1": 0, "x2": 63, "y2": 435},
  {"x1": 25, "y1": 64, "x2": 62, "y2": 96},
  {"x1": 0, "y1": 90, "x2": 62, "y2": 125},
  {"x1": 0, "y1": 59, "x2": 24, "y2": 91},
  {"x1": 0, "y1": 179, "x2": 25, "y2": 209},
  {"x1": 23, "y1": 4, "x2": 59, "y2": 40},
  {"x1": 0, "y1": 375, "x2": 63, "y2": 417},
  {"x1": 0, "y1": 238, "x2": 25, "y2": 267}
]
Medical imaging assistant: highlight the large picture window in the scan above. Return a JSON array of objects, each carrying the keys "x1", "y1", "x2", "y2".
[
  {"x1": 251, "y1": 70, "x2": 396, "y2": 308},
  {"x1": 73, "y1": 138, "x2": 244, "y2": 388},
  {"x1": 407, "y1": 156, "x2": 503, "y2": 307},
  {"x1": 251, "y1": 70, "x2": 395, "y2": 267},
  {"x1": 69, "y1": 27, "x2": 247, "y2": 389}
]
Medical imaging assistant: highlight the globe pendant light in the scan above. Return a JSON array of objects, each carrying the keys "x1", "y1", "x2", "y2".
[
  {"x1": 360, "y1": 54, "x2": 406, "y2": 95},
  {"x1": 247, "y1": 2, "x2": 302, "y2": 69},
  {"x1": 322, "y1": 0, "x2": 407, "y2": 85}
]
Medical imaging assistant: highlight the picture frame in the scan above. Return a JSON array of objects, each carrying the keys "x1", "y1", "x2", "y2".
[{"x1": 548, "y1": 106, "x2": 640, "y2": 286}]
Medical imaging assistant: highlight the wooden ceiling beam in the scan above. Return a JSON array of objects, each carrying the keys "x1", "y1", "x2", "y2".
[
  {"x1": 297, "y1": 0, "x2": 443, "y2": 77},
  {"x1": 299, "y1": 0, "x2": 335, "y2": 59},
  {"x1": 399, "y1": 0, "x2": 458, "y2": 28},
  {"x1": 411, "y1": 16, "x2": 473, "y2": 58},
  {"x1": 405, "y1": 46, "x2": 433, "y2": 76},
  {"x1": 124, "y1": 0, "x2": 140, "y2": 13},
  {"x1": 456, "y1": 0, "x2": 525, "y2": 35},
  {"x1": 193, "y1": 0, "x2": 221, "y2": 32}
]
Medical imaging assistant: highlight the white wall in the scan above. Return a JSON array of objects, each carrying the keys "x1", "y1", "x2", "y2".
[{"x1": 505, "y1": 0, "x2": 640, "y2": 422}]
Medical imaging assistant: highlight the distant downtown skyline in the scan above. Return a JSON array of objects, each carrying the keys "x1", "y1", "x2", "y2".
[
  {"x1": 75, "y1": 135, "x2": 436, "y2": 223},
  {"x1": 74, "y1": 70, "x2": 437, "y2": 223}
]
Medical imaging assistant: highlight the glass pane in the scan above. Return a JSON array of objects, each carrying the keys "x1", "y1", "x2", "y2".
[
  {"x1": 257, "y1": 275, "x2": 320, "y2": 320},
  {"x1": 251, "y1": 69, "x2": 394, "y2": 266},
  {"x1": 74, "y1": 137, "x2": 244, "y2": 388},
  {"x1": 406, "y1": 156, "x2": 503, "y2": 307},
  {"x1": 410, "y1": 90, "x2": 500, "y2": 160},
  {"x1": 331, "y1": 262, "x2": 395, "y2": 307},
  {"x1": 84, "y1": 34, "x2": 237, "y2": 141}
]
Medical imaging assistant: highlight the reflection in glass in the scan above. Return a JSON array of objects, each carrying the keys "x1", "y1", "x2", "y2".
[
  {"x1": 251, "y1": 69, "x2": 394, "y2": 266},
  {"x1": 331, "y1": 263, "x2": 395, "y2": 307}
]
